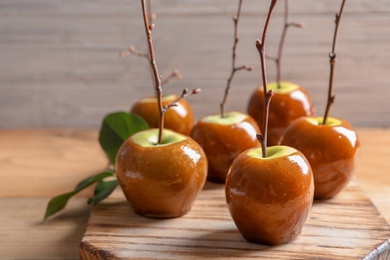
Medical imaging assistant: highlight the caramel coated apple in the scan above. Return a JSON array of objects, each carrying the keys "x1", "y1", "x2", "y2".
[
  {"x1": 131, "y1": 95, "x2": 194, "y2": 135},
  {"x1": 115, "y1": 129, "x2": 207, "y2": 218},
  {"x1": 225, "y1": 146, "x2": 314, "y2": 245},
  {"x1": 247, "y1": 82, "x2": 314, "y2": 145},
  {"x1": 190, "y1": 111, "x2": 260, "y2": 183},
  {"x1": 280, "y1": 117, "x2": 360, "y2": 199}
]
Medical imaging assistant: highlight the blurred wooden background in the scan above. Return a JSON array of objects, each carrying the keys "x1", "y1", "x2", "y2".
[{"x1": 1, "y1": 0, "x2": 390, "y2": 129}]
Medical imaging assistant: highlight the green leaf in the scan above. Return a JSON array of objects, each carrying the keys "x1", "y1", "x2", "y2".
[
  {"x1": 43, "y1": 190, "x2": 79, "y2": 221},
  {"x1": 99, "y1": 112, "x2": 148, "y2": 165},
  {"x1": 44, "y1": 171, "x2": 115, "y2": 221},
  {"x1": 87, "y1": 179, "x2": 118, "y2": 205},
  {"x1": 75, "y1": 171, "x2": 114, "y2": 190}
]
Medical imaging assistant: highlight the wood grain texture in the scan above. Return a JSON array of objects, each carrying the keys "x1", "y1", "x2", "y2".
[
  {"x1": 354, "y1": 128, "x2": 390, "y2": 226},
  {"x1": 0, "y1": 129, "x2": 107, "y2": 197},
  {"x1": 0, "y1": 129, "x2": 389, "y2": 259},
  {"x1": 79, "y1": 181, "x2": 390, "y2": 259},
  {"x1": 0, "y1": 198, "x2": 90, "y2": 260},
  {"x1": 1, "y1": 0, "x2": 390, "y2": 128}
]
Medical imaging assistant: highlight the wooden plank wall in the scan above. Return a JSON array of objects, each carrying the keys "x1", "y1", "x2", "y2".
[{"x1": 1, "y1": 0, "x2": 389, "y2": 128}]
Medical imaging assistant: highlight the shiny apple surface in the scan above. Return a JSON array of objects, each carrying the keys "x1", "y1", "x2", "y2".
[
  {"x1": 131, "y1": 95, "x2": 194, "y2": 135},
  {"x1": 280, "y1": 117, "x2": 360, "y2": 199},
  {"x1": 190, "y1": 111, "x2": 260, "y2": 183},
  {"x1": 115, "y1": 129, "x2": 207, "y2": 218},
  {"x1": 247, "y1": 82, "x2": 314, "y2": 145},
  {"x1": 225, "y1": 146, "x2": 314, "y2": 245}
]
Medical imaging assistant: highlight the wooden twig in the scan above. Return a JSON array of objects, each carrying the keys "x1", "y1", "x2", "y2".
[
  {"x1": 162, "y1": 88, "x2": 201, "y2": 112},
  {"x1": 322, "y1": 0, "x2": 347, "y2": 125},
  {"x1": 266, "y1": 0, "x2": 304, "y2": 88},
  {"x1": 161, "y1": 69, "x2": 182, "y2": 86},
  {"x1": 220, "y1": 0, "x2": 252, "y2": 118},
  {"x1": 256, "y1": 0, "x2": 278, "y2": 158},
  {"x1": 140, "y1": 0, "x2": 164, "y2": 144}
]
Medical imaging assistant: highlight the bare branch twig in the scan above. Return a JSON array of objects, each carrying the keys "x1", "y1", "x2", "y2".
[
  {"x1": 256, "y1": 0, "x2": 278, "y2": 158},
  {"x1": 322, "y1": 0, "x2": 347, "y2": 125},
  {"x1": 220, "y1": 0, "x2": 252, "y2": 118},
  {"x1": 162, "y1": 88, "x2": 201, "y2": 112}
]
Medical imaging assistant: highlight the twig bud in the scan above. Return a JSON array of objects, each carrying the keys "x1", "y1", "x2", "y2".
[
  {"x1": 329, "y1": 52, "x2": 337, "y2": 64},
  {"x1": 129, "y1": 46, "x2": 136, "y2": 53},
  {"x1": 266, "y1": 89, "x2": 274, "y2": 99},
  {"x1": 182, "y1": 88, "x2": 189, "y2": 96},
  {"x1": 119, "y1": 51, "x2": 128, "y2": 58},
  {"x1": 172, "y1": 69, "x2": 182, "y2": 79},
  {"x1": 256, "y1": 39, "x2": 263, "y2": 51},
  {"x1": 290, "y1": 22, "x2": 305, "y2": 28},
  {"x1": 192, "y1": 88, "x2": 201, "y2": 94},
  {"x1": 161, "y1": 69, "x2": 183, "y2": 86}
]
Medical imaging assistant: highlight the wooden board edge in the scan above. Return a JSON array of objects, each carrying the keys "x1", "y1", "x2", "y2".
[
  {"x1": 364, "y1": 239, "x2": 390, "y2": 260},
  {"x1": 80, "y1": 239, "x2": 114, "y2": 260},
  {"x1": 79, "y1": 181, "x2": 390, "y2": 259}
]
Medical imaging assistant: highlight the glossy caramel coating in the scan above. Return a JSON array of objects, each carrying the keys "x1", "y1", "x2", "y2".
[
  {"x1": 247, "y1": 83, "x2": 314, "y2": 146},
  {"x1": 190, "y1": 112, "x2": 260, "y2": 183},
  {"x1": 225, "y1": 147, "x2": 314, "y2": 245},
  {"x1": 131, "y1": 95, "x2": 194, "y2": 136},
  {"x1": 115, "y1": 129, "x2": 207, "y2": 218},
  {"x1": 280, "y1": 117, "x2": 360, "y2": 199}
]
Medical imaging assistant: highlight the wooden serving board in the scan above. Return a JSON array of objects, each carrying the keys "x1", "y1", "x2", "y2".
[{"x1": 80, "y1": 181, "x2": 390, "y2": 259}]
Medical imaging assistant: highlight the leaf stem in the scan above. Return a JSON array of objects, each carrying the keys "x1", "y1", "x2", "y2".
[
  {"x1": 220, "y1": 0, "x2": 251, "y2": 118},
  {"x1": 322, "y1": 0, "x2": 346, "y2": 125},
  {"x1": 140, "y1": 0, "x2": 163, "y2": 144},
  {"x1": 256, "y1": 0, "x2": 278, "y2": 158}
]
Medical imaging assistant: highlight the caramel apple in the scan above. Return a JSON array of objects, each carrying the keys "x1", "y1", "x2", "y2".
[
  {"x1": 131, "y1": 94, "x2": 194, "y2": 136},
  {"x1": 121, "y1": 2, "x2": 190, "y2": 137},
  {"x1": 247, "y1": 81, "x2": 314, "y2": 145},
  {"x1": 115, "y1": 0, "x2": 205, "y2": 218},
  {"x1": 226, "y1": 0, "x2": 313, "y2": 245},
  {"x1": 190, "y1": 112, "x2": 260, "y2": 183},
  {"x1": 280, "y1": 0, "x2": 356, "y2": 199},
  {"x1": 247, "y1": 0, "x2": 314, "y2": 146},
  {"x1": 116, "y1": 129, "x2": 207, "y2": 217},
  {"x1": 225, "y1": 146, "x2": 314, "y2": 245},
  {"x1": 189, "y1": 0, "x2": 256, "y2": 184},
  {"x1": 280, "y1": 117, "x2": 359, "y2": 199}
]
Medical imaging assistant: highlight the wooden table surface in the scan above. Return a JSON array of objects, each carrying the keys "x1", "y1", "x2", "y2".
[
  {"x1": 1, "y1": 0, "x2": 390, "y2": 259},
  {"x1": 0, "y1": 128, "x2": 389, "y2": 259}
]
